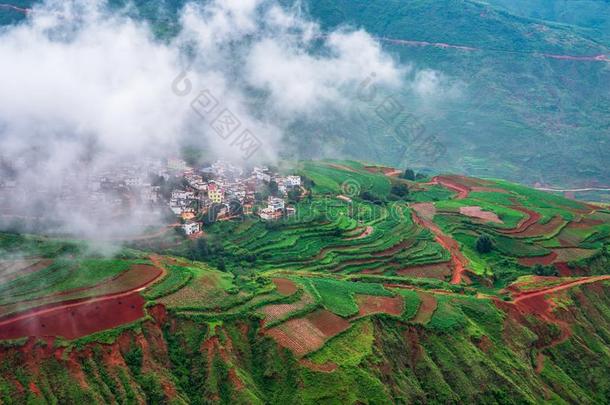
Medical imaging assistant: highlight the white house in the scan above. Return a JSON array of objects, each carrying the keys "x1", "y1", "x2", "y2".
[
  {"x1": 182, "y1": 221, "x2": 201, "y2": 235},
  {"x1": 285, "y1": 176, "x2": 301, "y2": 187},
  {"x1": 268, "y1": 197, "x2": 285, "y2": 211}
]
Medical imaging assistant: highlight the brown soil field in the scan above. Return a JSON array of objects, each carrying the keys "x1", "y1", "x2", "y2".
[
  {"x1": 459, "y1": 206, "x2": 503, "y2": 224},
  {"x1": 307, "y1": 309, "x2": 350, "y2": 336},
  {"x1": 265, "y1": 318, "x2": 326, "y2": 357},
  {"x1": 0, "y1": 263, "x2": 163, "y2": 318},
  {"x1": 355, "y1": 295, "x2": 403, "y2": 317},
  {"x1": 552, "y1": 248, "x2": 596, "y2": 262},
  {"x1": 411, "y1": 292, "x2": 437, "y2": 324},
  {"x1": 0, "y1": 293, "x2": 145, "y2": 340},
  {"x1": 272, "y1": 278, "x2": 298, "y2": 295},
  {"x1": 396, "y1": 262, "x2": 452, "y2": 280},
  {"x1": 411, "y1": 202, "x2": 436, "y2": 221},
  {"x1": 518, "y1": 252, "x2": 558, "y2": 267},
  {"x1": 259, "y1": 292, "x2": 313, "y2": 325},
  {"x1": 517, "y1": 216, "x2": 566, "y2": 238}
]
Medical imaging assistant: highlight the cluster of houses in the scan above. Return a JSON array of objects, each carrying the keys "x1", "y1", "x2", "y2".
[
  {"x1": 166, "y1": 159, "x2": 302, "y2": 236},
  {"x1": 0, "y1": 158, "x2": 167, "y2": 220},
  {"x1": 0, "y1": 155, "x2": 302, "y2": 236}
]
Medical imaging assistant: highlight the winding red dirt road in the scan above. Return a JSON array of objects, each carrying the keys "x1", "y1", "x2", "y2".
[
  {"x1": 411, "y1": 203, "x2": 469, "y2": 285},
  {"x1": 505, "y1": 275, "x2": 610, "y2": 372},
  {"x1": 427, "y1": 176, "x2": 470, "y2": 199},
  {"x1": 511, "y1": 275, "x2": 610, "y2": 303}
]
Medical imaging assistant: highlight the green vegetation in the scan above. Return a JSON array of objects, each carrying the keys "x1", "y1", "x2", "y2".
[{"x1": 0, "y1": 160, "x2": 609, "y2": 403}]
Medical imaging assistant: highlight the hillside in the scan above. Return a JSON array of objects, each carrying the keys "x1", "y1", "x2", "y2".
[{"x1": 1, "y1": 161, "x2": 609, "y2": 404}]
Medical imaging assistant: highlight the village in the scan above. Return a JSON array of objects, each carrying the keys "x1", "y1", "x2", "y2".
[
  {"x1": 0, "y1": 156, "x2": 302, "y2": 237},
  {"x1": 164, "y1": 159, "x2": 302, "y2": 237}
]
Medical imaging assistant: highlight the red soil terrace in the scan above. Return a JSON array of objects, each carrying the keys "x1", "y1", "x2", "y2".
[
  {"x1": 0, "y1": 263, "x2": 163, "y2": 318},
  {"x1": 272, "y1": 278, "x2": 298, "y2": 295},
  {"x1": 355, "y1": 295, "x2": 403, "y2": 317},
  {"x1": 518, "y1": 252, "x2": 558, "y2": 267},
  {"x1": 411, "y1": 204, "x2": 469, "y2": 285},
  {"x1": 499, "y1": 206, "x2": 542, "y2": 235},
  {"x1": 0, "y1": 257, "x2": 166, "y2": 340},
  {"x1": 0, "y1": 293, "x2": 145, "y2": 340},
  {"x1": 345, "y1": 226, "x2": 374, "y2": 240}
]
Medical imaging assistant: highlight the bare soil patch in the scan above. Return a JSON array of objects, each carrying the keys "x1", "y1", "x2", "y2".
[
  {"x1": 518, "y1": 253, "x2": 558, "y2": 267},
  {"x1": 0, "y1": 293, "x2": 145, "y2": 340},
  {"x1": 411, "y1": 292, "x2": 437, "y2": 324},
  {"x1": 459, "y1": 206, "x2": 503, "y2": 224},
  {"x1": 272, "y1": 278, "x2": 298, "y2": 296},
  {"x1": 259, "y1": 292, "x2": 313, "y2": 325},
  {"x1": 518, "y1": 216, "x2": 566, "y2": 238},
  {"x1": 499, "y1": 206, "x2": 541, "y2": 235},
  {"x1": 355, "y1": 295, "x2": 403, "y2": 317},
  {"x1": 396, "y1": 262, "x2": 452, "y2": 280}
]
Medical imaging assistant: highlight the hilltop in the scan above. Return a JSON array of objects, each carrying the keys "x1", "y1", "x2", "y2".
[{"x1": 0, "y1": 161, "x2": 609, "y2": 403}]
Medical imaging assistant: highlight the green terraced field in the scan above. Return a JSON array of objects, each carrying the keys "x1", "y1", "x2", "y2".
[{"x1": 1, "y1": 160, "x2": 609, "y2": 404}]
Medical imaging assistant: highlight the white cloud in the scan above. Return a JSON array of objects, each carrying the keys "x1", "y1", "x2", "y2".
[{"x1": 0, "y1": 0, "x2": 453, "y2": 239}]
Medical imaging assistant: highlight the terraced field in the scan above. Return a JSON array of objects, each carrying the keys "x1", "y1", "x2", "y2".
[{"x1": 0, "y1": 160, "x2": 609, "y2": 404}]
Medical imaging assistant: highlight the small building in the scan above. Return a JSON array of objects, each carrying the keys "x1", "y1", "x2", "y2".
[
  {"x1": 259, "y1": 197, "x2": 287, "y2": 221},
  {"x1": 208, "y1": 183, "x2": 224, "y2": 204},
  {"x1": 243, "y1": 203, "x2": 253, "y2": 215},
  {"x1": 182, "y1": 221, "x2": 201, "y2": 236},
  {"x1": 259, "y1": 208, "x2": 283, "y2": 220},
  {"x1": 268, "y1": 197, "x2": 285, "y2": 211},
  {"x1": 285, "y1": 176, "x2": 301, "y2": 187}
]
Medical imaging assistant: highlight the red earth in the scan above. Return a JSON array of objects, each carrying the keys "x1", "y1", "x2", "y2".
[
  {"x1": 355, "y1": 295, "x2": 403, "y2": 317},
  {"x1": 0, "y1": 293, "x2": 145, "y2": 340},
  {"x1": 499, "y1": 206, "x2": 542, "y2": 235},
  {"x1": 0, "y1": 256, "x2": 166, "y2": 340},
  {"x1": 429, "y1": 176, "x2": 470, "y2": 199},
  {"x1": 515, "y1": 215, "x2": 565, "y2": 238},
  {"x1": 0, "y1": 263, "x2": 164, "y2": 318},
  {"x1": 497, "y1": 276, "x2": 610, "y2": 371},
  {"x1": 272, "y1": 278, "x2": 298, "y2": 295},
  {"x1": 518, "y1": 252, "x2": 558, "y2": 267},
  {"x1": 411, "y1": 207, "x2": 469, "y2": 285},
  {"x1": 396, "y1": 262, "x2": 452, "y2": 280},
  {"x1": 307, "y1": 309, "x2": 350, "y2": 337}
]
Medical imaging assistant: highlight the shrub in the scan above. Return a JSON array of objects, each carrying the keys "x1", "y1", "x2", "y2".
[{"x1": 476, "y1": 234, "x2": 494, "y2": 254}]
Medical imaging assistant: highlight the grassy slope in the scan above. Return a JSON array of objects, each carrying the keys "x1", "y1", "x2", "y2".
[
  {"x1": 0, "y1": 283, "x2": 608, "y2": 404},
  {"x1": 1, "y1": 161, "x2": 610, "y2": 403}
]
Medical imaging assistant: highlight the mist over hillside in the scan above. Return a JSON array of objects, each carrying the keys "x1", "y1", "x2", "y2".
[
  {"x1": 0, "y1": 0, "x2": 609, "y2": 241},
  {"x1": 1, "y1": 3, "x2": 610, "y2": 403},
  {"x1": 1, "y1": 0, "x2": 609, "y2": 192}
]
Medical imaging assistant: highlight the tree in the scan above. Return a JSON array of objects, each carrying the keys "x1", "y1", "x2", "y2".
[
  {"x1": 533, "y1": 264, "x2": 558, "y2": 277},
  {"x1": 390, "y1": 183, "x2": 410, "y2": 198},
  {"x1": 475, "y1": 234, "x2": 494, "y2": 253},
  {"x1": 268, "y1": 180, "x2": 279, "y2": 197},
  {"x1": 402, "y1": 169, "x2": 416, "y2": 181},
  {"x1": 287, "y1": 188, "x2": 301, "y2": 203}
]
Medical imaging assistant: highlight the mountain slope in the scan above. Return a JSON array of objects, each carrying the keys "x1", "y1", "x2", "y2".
[{"x1": 1, "y1": 161, "x2": 609, "y2": 403}]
